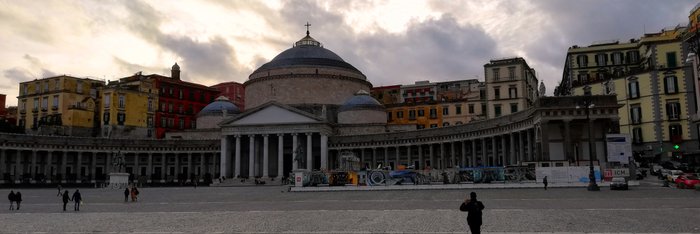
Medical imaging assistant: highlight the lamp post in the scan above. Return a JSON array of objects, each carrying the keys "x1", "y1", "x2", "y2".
[{"x1": 581, "y1": 86, "x2": 600, "y2": 191}]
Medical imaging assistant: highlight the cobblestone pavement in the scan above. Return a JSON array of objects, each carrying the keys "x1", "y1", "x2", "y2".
[{"x1": 1, "y1": 178, "x2": 698, "y2": 233}]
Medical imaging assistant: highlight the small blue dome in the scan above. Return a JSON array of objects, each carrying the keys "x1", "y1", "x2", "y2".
[
  {"x1": 338, "y1": 90, "x2": 385, "y2": 112},
  {"x1": 198, "y1": 96, "x2": 241, "y2": 116}
]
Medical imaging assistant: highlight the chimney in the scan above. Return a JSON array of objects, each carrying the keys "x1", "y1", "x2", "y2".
[{"x1": 171, "y1": 63, "x2": 181, "y2": 80}]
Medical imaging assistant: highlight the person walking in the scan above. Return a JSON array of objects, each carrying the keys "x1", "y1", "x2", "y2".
[
  {"x1": 61, "y1": 190, "x2": 71, "y2": 211},
  {"x1": 130, "y1": 187, "x2": 139, "y2": 202},
  {"x1": 124, "y1": 188, "x2": 130, "y2": 202},
  {"x1": 71, "y1": 190, "x2": 82, "y2": 211},
  {"x1": 459, "y1": 192, "x2": 485, "y2": 234},
  {"x1": 543, "y1": 176, "x2": 548, "y2": 190},
  {"x1": 8, "y1": 190, "x2": 15, "y2": 210},
  {"x1": 15, "y1": 191, "x2": 22, "y2": 210},
  {"x1": 57, "y1": 184, "x2": 63, "y2": 197}
]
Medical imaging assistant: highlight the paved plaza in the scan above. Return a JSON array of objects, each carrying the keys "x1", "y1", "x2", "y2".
[{"x1": 0, "y1": 178, "x2": 698, "y2": 233}]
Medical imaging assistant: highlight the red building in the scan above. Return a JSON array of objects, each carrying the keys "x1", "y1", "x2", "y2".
[
  {"x1": 0, "y1": 94, "x2": 6, "y2": 116},
  {"x1": 121, "y1": 64, "x2": 219, "y2": 139},
  {"x1": 370, "y1": 85, "x2": 401, "y2": 105},
  {"x1": 210, "y1": 81, "x2": 245, "y2": 111}
]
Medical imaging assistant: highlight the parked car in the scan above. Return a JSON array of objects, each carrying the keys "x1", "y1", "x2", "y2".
[
  {"x1": 675, "y1": 174, "x2": 700, "y2": 189},
  {"x1": 610, "y1": 177, "x2": 628, "y2": 190},
  {"x1": 650, "y1": 164, "x2": 663, "y2": 176},
  {"x1": 666, "y1": 170, "x2": 684, "y2": 182}
]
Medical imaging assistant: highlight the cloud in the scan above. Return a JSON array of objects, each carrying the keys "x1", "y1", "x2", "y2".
[{"x1": 3, "y1": 68, "x2": 35, "y2": 83}]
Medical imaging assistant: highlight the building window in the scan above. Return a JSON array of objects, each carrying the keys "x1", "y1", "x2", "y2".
[
  {"x1": 55, "y1": 79, "x2": 60, "y2": 91},
  {"x1": 169, "y1": 87, "x2": 173, "y2": 95},
  {"x1": 481, "y1": 104, "x2": 486, "y2": 116},
  {"x1": 161, "y1": 117, "x2": 167, "y2": 128},
  {"x1": 510, "y1": 103, "x2": 518, "y2": 113},
  {"x1": 42, "y1": 97, "x2": 48, "y2": 110},
  {"x1": 179, "y1": 105, "x2": 183, "y2": 114},
  {"x1": 604, "y1": 80, "x2": 615, "y2": 95},
  {"x1": 492, "y1": 68, "x2": 500, "y2": 81},
  {"x1": 666, "y1": 52, "x2": 677, "y2": 68},
  {"x1": 577, "y1": 73, "x2": 589, "y2": 84},
  {"x1": 179, "y1": 90, "x2": 183, "y2": 99},
  {"x1": 118, "y1": 95, "x2": 125, "y2": 108},
  {"x1": 468, "y1": 104, "x2": 474, "y2": 114},
  {"x1": 628, "y1": 80, "x2": 640, "y2": 99},
  {"x1": 418, "y1": 109, "x2": 425, "y2": 117},
  {"x1": 669, "y1": 124, "x2": 683, "y2": 143},
  {"x1": 595, "y1": 53, "x2": 607, "y2": 66},
  {"x1": 77, "y1": 81, "x2": 83, "y2": 94},
  {"x1": 494, "y1": 87, "x2": 500, "y2": 100},
  {"x1": 43, "y1": 81, "x2": 49, "y2": 93},
  {"x1": 508, "y1": 67, "x2": 516, "y2": 80},
  {"x1": 494, "y1": 104, "x2": 501, "y2": 117},
  {"x1": 179, "y1": 119, "x2": 184, "y2": 129},
  {"x1": 169, "y1": 103, "x2": 173, "y2": 113},
  {"x1": 22, "y1": 84, "x2": 27, "y2": 95},
  {"x1": 429, "y1": 124, "x2": 438, "y2": 128},
  {"x1": 664, "y1": 76, "x2": 678, "y2": 94},
  {"x1": 117, "y1": 113, "x2": 125, "y2": 126},
  {"x1": 442, "y1": 106, "x2": 449, "y2": 116},
  {"x1": 20, "y1": 100, "x2": 26, "y2": 112},
  {"x1": 508, "y1": 87, "x2": 517, "y2": 99},
  {"x1": 397, "y1": 111, "x2": 404, "y2": 119},
  {"x1": 443, "y1": 122, "x2": 450, "y2": 127},
  {"x1": 626, "y1": 51, "x2": 640, "y2": 64},
  {"x1": 147, "y1": 116, "x2": 153, "y2": 127},
  {"x1": 455, "y1": 105, "x2": 462, "y2": 115},
  {"x1": 577, "y1": 55, "x2": 588, "y2": 67},
  {"x1": 104, "y1": 94, "x2": 111, "y2": 109},
  {"x1": 408, "y1": 110, "x2": 416, "y2": 120},
  {"x1": 103, "y1": 112, "x2": 110, "y2": 125},
  {"x1": 168, "y1": 118, "x2": 174, "y2": 128},
  {"x1": 479, "y1": 90, "x2": 485, "y2": 100},
  {"x1": 52, "y1": 95, "x2": 59, "y2": 109},
  {"x1": 666, "y1": 101, "x2": 681, "y2": 120},
  {"x1": 148, "y1": 99, "x2": 153, "y2": 112},
  {"x1": 630, "y1": 105, "x2": 642, "y2": 124},
  {"x1": 612, "y1": 52, "x2": 623, "y2": 65},
  {"x1": 387, "y1": 112, "x2": 393, "y2": 122},
  {"x1": 161, "y1": 103, "x2": 166, "y2": 112},
  {"x1": 417, "y1": 125, "x2": 425, "y2": 130},
  {"x1": 632, "y1": 127, "x2": 643, "y2": 144},
  {"x1": 34, "y1": 83, "x2": 40, "y2": 94},
  {"x1": 429, "y1": 108, "x2": 437, "y2": 119},
  {"x1": 191, "y1": 120, "x2": 196, "y2": 129}
]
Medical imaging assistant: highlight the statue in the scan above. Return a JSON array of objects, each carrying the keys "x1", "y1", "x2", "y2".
[
  {"x1": 538, "y1": 81, "x2": 546, "y2": 97},
  {"x1": 293, "y1": 142, "x2": 305, "y2": 169},
  {"x1": 111, "y1": 151, "x2": 125, "y2": 173}
]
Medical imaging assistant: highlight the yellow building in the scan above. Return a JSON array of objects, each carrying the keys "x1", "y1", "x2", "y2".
[
  {"x1": 484, "y1": 57, "x2": 539, "y2": 118},
  {"x1": 559, "y1": 26, "x2": 695, "y2": 162},
  {"x1": 17, "y1": 75, "x2": 104, "y2": 136},
  {"x1": 100, "y1": 74, "x2": 157, "y2": 138}
]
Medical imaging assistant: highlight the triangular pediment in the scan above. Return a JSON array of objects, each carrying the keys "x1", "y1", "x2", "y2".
[{"x1": 221, "y1": 102, "x2": 323, "y2": 126}]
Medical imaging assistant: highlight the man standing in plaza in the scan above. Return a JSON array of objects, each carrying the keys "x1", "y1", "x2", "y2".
[
  {"x1": 124, "y1": 188, "x2": 129, "y2": 202},
  {"x1": 543, "y1": 176, "x2": 548, "y2": 190},
  {"x1": 72, "y1": 190, "x2": 82, "y2": 211},
  {"x1": 459, "y1": 192, "x2": 485, "y2": 234}
]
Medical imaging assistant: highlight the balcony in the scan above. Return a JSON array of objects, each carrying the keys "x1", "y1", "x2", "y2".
[
  {"x1": 19, "y1": 109, "x2": 26, "y2": 114},
  {"x1": 51, "y1": 106, "x2": 58, "y2": 110},
  {"x1": 32, "y1": 108, "x2": 38, "y2": 113},
  {"x1": 41, "y1": 107, "x2": 47, "y2": 112}
]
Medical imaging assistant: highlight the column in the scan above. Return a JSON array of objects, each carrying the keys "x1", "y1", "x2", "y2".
[
  {"x1": 492, "y1": 137, "x2": 497, "y2": 166},
  {"x1": 263, "y1": 134, "x2": 269, "y2": 177},
  {"x1": 30, "y1": 150, "x2": 37, "y2": 179},
  {"x1": 527, "y1": 129, "x2": 533, "y2": 161},
  {"x1": 199, "y1": 153, "x2": 204, "y2": 179},
  {"x1": 461, "y1": 141, "x2": 467, "y2": 168},
  {"x1": 519, "y1": 132, "x2": 525, "y2": 163},
  {"x1": 46, "y1": 151, "x2": 53, "y2": 180},
  {"x1": 450, "y1": 142, "x2": 456, "y2": 168},
  {"x1": 0, "y1": 149, "x2": 5, "y2": 176},
  {"x1": 187, "y1": 153, "x2": 193, "y2": 182},
  {"x1": 249, "y1": 134, "x2": 255, "y2": 177},
  {"x1": 439, "y1": 143, "x2": 445, "y2": 169},
  {"x1": 220, "y1": 136, "x2": 230, "y2": 178},
  {"x1": 147, "y1": 153, "x2": 152, "y2": 181},
  {"x1": 471, "y1": 140, "x2": 477, "y2": 167},
  {"x1": 15, "y1": 151, "x2": 22, "y2": 182},
  {"x1": 277, "y1": 134, "x2": 284, "y2": 178},
  {"x1": 383, "y1": 147, "x2": 389, "y2": 168},
  {"x1": 90, "y1": 152, "x2": 97, "y2": 182},
  {"x1": 321, "y1": 134, "x2": 328, "y2": 170},
  {"x1": 61, "y1": 151, "x2": 68, "y2": 178},
  {"x1": 235, "y1": 135, "x2": 241, "y2": 177},
  {"x1": 481, "y1": 138, "x2": 487, "y2": 166},
  {"x1": 76, "y1": 152, "x2": 82, "y2": 181},
  {"x1": 395, "y1": 146, "x2": 400, "y2": 166},
  {"x1": 160, "y1": 153, "x2": 166, "y2": 182},
  {"x1": 174, "y1": 154, "x2": 180, "y2": 181},
  {"x1": 292, "y1": 134, "x2": 298, "y2": 171},
  {"x1": 429, "y1": 144, "x2": 434, "y2": 169},
  {"x1": 371, "y1": 148, "x2": 377, "y2": 169},
  {"x1": 563, "y1": 120, "x2": 572, "y2": 163},
  {"x1": 134, "y1": 153, "x2": 139, "y2": 177},
  {"x1": 106, "y1": 151, "x2": 112, "y2": 174},
  {"x1": 509, "y1": 133, "x2": 516, "y2": 166},
  {"x1": 501, "y1": 135, "x2": 506, "y2": 166},
  {"x1": 418, "y1": 145, "x2": 423, "y2": 169},
  {"x1": 407, "y1": 146, "x2": 412, "y2": 167},
  {"x1": 360, "y1": 149, "x2": 366, "y2": 168},
  {"x1": 306, "y1": 133, "x2": 312, "y2": 170}
]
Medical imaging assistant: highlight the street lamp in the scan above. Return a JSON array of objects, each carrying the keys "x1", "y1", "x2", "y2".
[{"x1": 577, "y1": 85, "x2": 600, "y2": 191}]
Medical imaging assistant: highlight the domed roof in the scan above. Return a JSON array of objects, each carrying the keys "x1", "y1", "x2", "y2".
[
  {"x1": 338, "y1": 90, "x2": 385, "y2": 112},
  {"x1": 252, "y1": 32, "x2": 363, "y2": 75},
  {"x1": 198, "y1": 96, "x2": 241, "y2": 116}
]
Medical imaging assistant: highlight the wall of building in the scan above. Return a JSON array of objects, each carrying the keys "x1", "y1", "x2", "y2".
[{"x1": 245, "y1": 76, "x2": 371, "y2": 109}]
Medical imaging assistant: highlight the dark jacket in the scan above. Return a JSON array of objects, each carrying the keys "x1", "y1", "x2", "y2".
[
  {"x1": 8, "y1": 191, "x2": 14, "y2": 202},
  {"x1": 15, "y1": 192, "x2": 22, "y2": 202},
  {"x1": 62, "y1": 192, "x2": 71, "y2": 203},
  {"x1": 124, "y1": 188, "x2": 130, "y2": 196},
  {"x1": 72, "y1": 191, "x2": 81, "y2": 202},
  {"x1": 460, "y1": 200, "x2": 485, "y2": 225}
]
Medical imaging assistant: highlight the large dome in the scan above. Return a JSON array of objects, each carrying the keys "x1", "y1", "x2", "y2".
[
  {"x1": 252, "y1": 35, "x2": 362, "y2": 75},
  {"x1": 198, "y1": 96, "x2": 241, "y2": 117},
  {"x1": 338, "y1": 90, "x2": 384, "y2": 112}
]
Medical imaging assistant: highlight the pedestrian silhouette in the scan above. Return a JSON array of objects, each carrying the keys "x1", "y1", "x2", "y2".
[
  {"x1": 8, "y1": 190, "x2": 15, "y2": 210},
  {"x1": 15, "y1": 192, "x2": 22, "y2": 210},
  {"x1": 131, "y1": 187, "x2": 139, "y2": 202},
  {"x1": 459, "y1": 192, "x2": 485, "y2": 234},
  {"x1": 61, "y1": 190, "x2": 71, "y2": 211},
  {"x1": 543, "y1": 176, "x2": 548, "y2": 190},
  {"x1": 124, "y1": 188, "x2": 130, "y2": 202},
  {"x1": 71, "y1": 190, "x2": 82, "y2": 211},
  {"x1": 57, "y1": 184, "x2": 63, "y2": 197}
]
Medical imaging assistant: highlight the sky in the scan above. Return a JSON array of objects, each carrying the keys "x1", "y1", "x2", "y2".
[{"x1": 0, "y1": 0, "x2": 697, "y2": 106}]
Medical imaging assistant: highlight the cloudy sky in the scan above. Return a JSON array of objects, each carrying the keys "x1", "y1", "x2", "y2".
[{"x1": 0, "y1": 0, "x2": 696, "y2": 106}]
